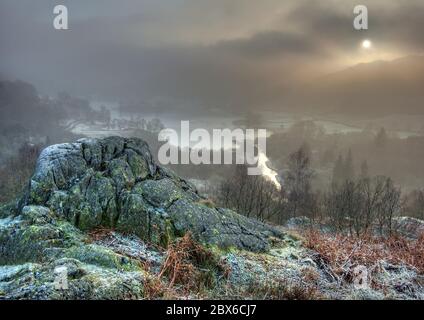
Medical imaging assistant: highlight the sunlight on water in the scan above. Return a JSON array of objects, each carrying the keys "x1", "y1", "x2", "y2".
[{"x1": 257, "y1": 151, "x2": 281, "y2": 189}]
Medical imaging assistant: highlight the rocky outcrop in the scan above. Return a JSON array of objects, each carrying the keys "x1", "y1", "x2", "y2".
[
  {"x1": 2, "y1": 205, "x2": 423, "y2": 300},
  {"x1": 393, "y1": 217, "x2": 424, "y2": 239},
  {"x1": 0, "y1": 203, "x2": 146, "y2": 299},
  {"x1": 4, "y1": 137, "x2": 421, "y2": 300},
  {"x1": 0, "y1": 136, "x2": 286, "y2": 299},
  {"x1": 20, "y1": 136, "x2": 281, "y2": 252},
  {"x1": 284, "y1": 216, "x2": 312, "y2": 230}
]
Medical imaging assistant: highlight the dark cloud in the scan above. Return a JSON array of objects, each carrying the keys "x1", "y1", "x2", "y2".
[
  {"x1": 0, "y1": 0, "x2": 423, "y2": 114},
  {"x1": 285, "y1": 0, "x2": 424, "y2": 53},
  {"x1": 214, "y1": 31, "x2": 326, "y2": 59}
]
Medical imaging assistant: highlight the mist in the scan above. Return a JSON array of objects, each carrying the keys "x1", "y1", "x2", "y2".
[
  {"x1": 1, "y1": 0, "x2": 424, "y2": 114},
  {"x1": 1, "y1": 0, "x2": 424, "y2": 212},
  {"x1": 1, "y1": 1, "x2": 424, "y2": 302}
]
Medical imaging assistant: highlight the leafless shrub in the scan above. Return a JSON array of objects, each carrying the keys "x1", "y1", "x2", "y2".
[
  {"x1": 157, "y1": 233, "x2": 230, "y2": 293},
  {"x1": 304, "y1": 230, "x2": 424, "y2": 285},
  {"x1": 243, "y1": 279, "x2": 322, "y2": 300},
  {"x1": 215, "y1": 164, "x2": 283, "y2": 222},
  {"x1": 324, "y1": 176, "x2": 402, "y2": 236},
  {"x1": 0, "y1": 143, "x2": 42, "y2": 203}
]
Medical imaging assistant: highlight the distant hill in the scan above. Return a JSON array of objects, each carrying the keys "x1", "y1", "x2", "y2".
[{"x1": 291, "y1": 55, "x2": 424, "y2": 117}]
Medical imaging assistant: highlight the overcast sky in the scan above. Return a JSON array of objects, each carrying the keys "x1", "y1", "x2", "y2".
[{"x1": 1, "y1": 0, "x2": 423, "y2": 113}]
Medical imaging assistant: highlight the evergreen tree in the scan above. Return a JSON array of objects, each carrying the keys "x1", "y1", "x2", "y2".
[
  {"x1": 360, "y1": 160, "x2": 369, "y2": 179},
  {"x1": 344, "y1": 149, "x2": 355, "y2": 181},
  {"x1": 286, "y1": 145, "x2": 315, "y2": 217},
  {"x1": 332, "y1": 154, "x2": 344, "y2": 186},
  {"x1": 375, "y1": 127, "x2": 388, "y2": 149}
]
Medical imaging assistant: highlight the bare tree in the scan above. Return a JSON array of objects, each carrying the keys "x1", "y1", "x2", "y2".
[
  {"x1": 0, "y1": 143, "x2": 42, "y2": 203},
  {"x1": 325, "y1": 180, "x2": 362, "y2": 235},
  {"x1": 405, "y1": 190, "x2": 424, "y2": 220},
  {"x1": 284, "y1": 144, "x2": 316, "y2": 219},
  {"x1": 376, "y1": 177, "x2": 402, "y2": 235},
  {"x1": 215, "y1": 164, "x2": 283, "y2": 222},
  {"x1": 325, "y1": 175, "x2": 402, "y2": 237}
]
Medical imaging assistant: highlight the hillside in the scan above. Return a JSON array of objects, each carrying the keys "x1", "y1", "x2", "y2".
[
  {"x1": 292, "y1": 55, "x2": 424, "y2": 116},
  {"x1": 0, "y1": 137, "x2": 423, "y2": 299}
]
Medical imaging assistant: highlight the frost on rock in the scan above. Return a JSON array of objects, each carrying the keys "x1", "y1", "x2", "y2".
[
  {"x1": 2, "y1": 137, "x2": 421, "y2": 300},
  {"x1": 21, "y1": 136, "x2": 282, "y2": 251}
]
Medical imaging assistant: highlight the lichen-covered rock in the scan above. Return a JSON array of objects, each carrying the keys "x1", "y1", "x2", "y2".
[
  {"x1": 21, "y1": 136, "x2": 282, "y2": 251},
  {"x1": 284, "y1": 216, "x2": 312, "y2": 230},
  {"x1": 0, "y1": 203, "x2": 15, "y2": 219},
  {"x1": 0, "y1": 136, "x2": 290, "y2": 299},
  {"x1": 0, "y1": 260, "x2": 145, "y2": 300},
  {"x1": 0, "y1": 205, "x2": 147, "y2": 299},
  {"x1": 167, "y1": 200, "x2": 278, "y2": 252},
  {"x1": 1, "y1": 200, "x2": 422, "y2": 300},
  {"x1": 393, "y1": 216, "x2": 424, "y2": 239}
]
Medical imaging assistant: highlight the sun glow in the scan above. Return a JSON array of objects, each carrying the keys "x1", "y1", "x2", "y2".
[{"x1": 362, "y1": 39, "x2": 372, "y2": 49}]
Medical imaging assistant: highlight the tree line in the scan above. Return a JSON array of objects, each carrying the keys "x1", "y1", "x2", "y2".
[{"x1": 213, "y1": 142, "x2": 422, "y2": 237}]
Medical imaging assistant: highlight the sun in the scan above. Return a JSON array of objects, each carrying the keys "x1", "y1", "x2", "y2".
[{"x1": 362, "y1": 39, "x2": 372, "y2": 49}]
